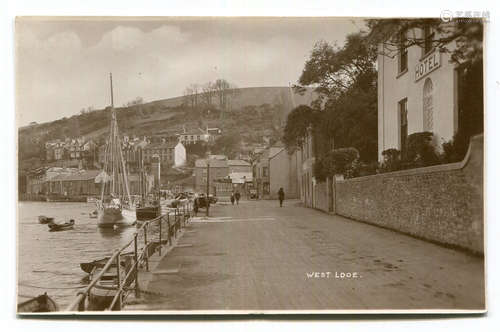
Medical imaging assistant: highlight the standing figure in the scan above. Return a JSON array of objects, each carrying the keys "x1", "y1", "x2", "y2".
[
  {"x1": 193, "y1": 197, "x2": 199, "y2": 216},
  {"x1": 235, "y1": 191, "x2": 241, "y2": 205},
  {"x1": 230, "y1": 192, "x2": 235, "y2": 205},
  {"x1": 278, "y1": 187, "x2": 285, "y2": 207}
]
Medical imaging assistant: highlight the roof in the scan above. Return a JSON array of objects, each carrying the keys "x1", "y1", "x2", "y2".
[
  {"x1": 228, "y1": 160, "x2": 251, "y2": 167},
  {"x1": 179, "y1": 128, "x2": 207, "y2": 136},
  {"x1": 144, "y1": 141, "x2": 177, "y2": 149},
  {"x1": 269, "y1": 146, "x2": 285, "y2": 160},
  {"x1": 195, "y1": 159, "x2": 228, "y2": 168},
  {"x1": 48, "y1": 170, "x2": 102, "y2": 181},
  {"x1": 208, "y1": 154, "x2": 227, "y2": 160}
]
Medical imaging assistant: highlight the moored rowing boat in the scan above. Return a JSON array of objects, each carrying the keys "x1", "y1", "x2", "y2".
[{"x1": 18, "y1": 293, "x2": 59, "y2": 313}]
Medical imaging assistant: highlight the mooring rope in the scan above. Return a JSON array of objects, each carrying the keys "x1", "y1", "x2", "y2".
[{"x1": 18, "y1": 282, "x2": 87, "y2": 290}]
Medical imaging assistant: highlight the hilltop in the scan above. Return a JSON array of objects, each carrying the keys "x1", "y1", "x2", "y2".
[{"x1": 18, "y1": 86, "x2": 316, "y2": 171}]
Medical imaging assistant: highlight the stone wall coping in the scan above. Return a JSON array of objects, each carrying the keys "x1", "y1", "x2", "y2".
[{"x1": 338, "y1": 134, "x2": 483, "y2": 183}]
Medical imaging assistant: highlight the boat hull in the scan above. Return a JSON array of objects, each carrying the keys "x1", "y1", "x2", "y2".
[
  {"x1": 18, "y1": 293, "x2": 59, "y2": 313},
  {"x1": 47, "y1": 220, "x2": 75, "y2": 232},
  {"x1": 136, "y1": 205, "x2": 160, "y2": 221},
  {"x1": 97, "y1": 206, "x2": 136, "y2": 228}
]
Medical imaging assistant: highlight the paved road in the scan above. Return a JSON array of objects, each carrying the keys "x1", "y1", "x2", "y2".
[{"x1": 135, "y1": 199, "x2": 484, "y2": 311}]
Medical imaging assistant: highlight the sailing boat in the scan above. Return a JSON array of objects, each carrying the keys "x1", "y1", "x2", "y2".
[{"x1": 96, "y1": 73, "x2": 136, "y2": 228}]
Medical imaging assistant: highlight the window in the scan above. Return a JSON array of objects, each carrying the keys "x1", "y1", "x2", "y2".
[
  {"x1": 263, "y1": 167, "x2": 268, "y2": 177},
  {"x1": 423, "y1": 78, "x2": 434, "y2": 131},
  {"x1": 423, "y1": 25, "x2": 435, "y2": 55},
  {"x1": 399, "y1": 98, "x2": 408, "y2": 152},
  {"x1": 399, "y1": 30, "x2": 408, "y2": 73}
]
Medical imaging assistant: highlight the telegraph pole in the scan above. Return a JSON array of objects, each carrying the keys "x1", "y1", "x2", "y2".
[{"x1": 206, "y1": 160, "x2": 210, "y2": 217}]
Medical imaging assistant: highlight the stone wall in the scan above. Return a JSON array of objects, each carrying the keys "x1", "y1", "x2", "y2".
[{"x1": 335, "y1": 135, "x2": 483, "y2": 254}]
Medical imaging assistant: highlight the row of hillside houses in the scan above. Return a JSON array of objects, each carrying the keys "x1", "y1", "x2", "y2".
[
  {"x1": 177, "y1": 126, "x2": 222, "y2": 145},
  {"x1": 44, "y1": 126, "x2": 218, "y2": 168},
  {"x1": 101, "y1": 137, "x2": 187, "y2": 172},
  {"x1": 45, "y1": 138, "x2": 98, "y2": 163}
]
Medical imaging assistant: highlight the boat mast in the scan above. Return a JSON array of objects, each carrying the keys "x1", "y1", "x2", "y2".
[
  {"x1": 108, "y1": 73, "x2": 132, "y2": 206},
  {"x1": 110, "y1": 73, "x2": 117, "y2": 195}
]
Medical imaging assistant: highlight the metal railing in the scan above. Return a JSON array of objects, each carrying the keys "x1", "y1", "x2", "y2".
[{"x1": 66, "y1": 202, "x2": 193, "y2": 312}]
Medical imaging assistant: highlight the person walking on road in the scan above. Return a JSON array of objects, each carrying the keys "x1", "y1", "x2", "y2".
[
  {"x1": 278, "y1": 188, "x2": 285, "y2": 207},
  {"x1": 230, "y1": 192, "x2": 235, "y2": 205},
  {"x1": 235, "y1": 191, "x2": 241, "y2": 205}
]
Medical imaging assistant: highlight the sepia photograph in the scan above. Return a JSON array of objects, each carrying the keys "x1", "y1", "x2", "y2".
[{"x1": 15, "y1": 15, "x2": 485, "y2": 314}]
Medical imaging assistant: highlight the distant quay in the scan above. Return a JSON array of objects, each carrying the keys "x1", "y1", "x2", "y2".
[{"x1": 19, "y1": 193, "x2": 90, "y2": 203}]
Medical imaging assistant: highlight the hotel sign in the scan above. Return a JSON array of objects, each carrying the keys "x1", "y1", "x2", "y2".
[{"x1": 415, "y1": 51, "x2": 441, "y2": 82}]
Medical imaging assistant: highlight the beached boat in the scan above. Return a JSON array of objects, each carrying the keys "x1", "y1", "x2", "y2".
[
  {"x1": 18, "y1": 293, "x2": 59, "y2": 313},
  {"x1": 47, "y1": 219, "x2": 75, "y2": 232},
  {"x1": 38, "y1": 215, "x2": 54, "y2": 224},
  {"x1": 95, "y1": 74, "x2": 136, "y2": 228}
]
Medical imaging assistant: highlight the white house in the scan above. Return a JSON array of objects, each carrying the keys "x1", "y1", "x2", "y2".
[
  {"x1": 377, "y1": 24, "x2": 467, "y2": 161},
  {"x1": 174, "y1": 142, "x2": 186, "y2": 167}
]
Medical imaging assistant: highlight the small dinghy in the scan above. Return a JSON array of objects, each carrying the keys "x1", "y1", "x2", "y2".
[
  {"x1": 80, "y1": 252, "x2": 134, "y2": 274},
  {"x1": 89, "y1": 210, "x2": 98, "y2": 218},
  {"x1": 47, "y1": 219, "x2": 75, "y2": 232},
  {"x1": 87, "y1": 256, "x2": 135, "y2": 310},
  {"x1": 38, "y1": 216, "x2": 54, "y2": 224},
  {"x1": 18, "y1": 293, "x2": 59, "y2": 313}
]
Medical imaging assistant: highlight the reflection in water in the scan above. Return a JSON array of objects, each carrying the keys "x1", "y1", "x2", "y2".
[
  {"x1": 17, "y1": 202, "x2": 148, "y2": 309},
  {"x1": 97, "y1": 224, "x2": 136, "y2": 239}
]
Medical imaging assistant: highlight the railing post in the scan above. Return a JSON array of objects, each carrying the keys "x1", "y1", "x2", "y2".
[
  {"x1": 78, "y1": 293, "x2": 86, "y2": 311},
  {"x1": 134, "y1": 233, "x2": 139, "y2": 298},
  {"x1": 144, "y1": 224, "x2": 149, "y2": 271},
  {"x1": 158, "y1": 216, "x2": 162, "y2": 256},
  {"x1": 115, "y1": 252, "x2": 122, "y2": 310},
  {"x1": 174, "y1": 209, "x2": 178, "y2": 235},
  {"x1": 167, "y1": 213, "x2": 171, "y2": 244},
  {"x1": 183, "y1": 205, "x2": 186, "y2": 226}
]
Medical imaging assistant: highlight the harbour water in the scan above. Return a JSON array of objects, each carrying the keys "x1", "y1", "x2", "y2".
[{"x1": 17, "y1": 201, "x2": 141, "y2": 309}]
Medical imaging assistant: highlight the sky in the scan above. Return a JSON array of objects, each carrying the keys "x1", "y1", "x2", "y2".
[{"x1": 16, "y1": 17, "x2": 364, "y2": 127}]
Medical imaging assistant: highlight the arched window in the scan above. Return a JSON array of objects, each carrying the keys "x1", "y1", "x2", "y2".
[{"x1": 423, "y1": 78, "x2": 434, "y2": 132}]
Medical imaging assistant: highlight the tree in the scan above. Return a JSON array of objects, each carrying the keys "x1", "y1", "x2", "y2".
[
  {"x1": 124, "y1": 97, "x2": 143, "y2": 107},
  {"x1": 201, "y1": 81, "x2": 216, "y2": 107},
  {"x1": 283, "y1": 105, "x2": 318, "y2": 152},
  {"x1": 211, "y1": 131, "x2": 241, "y2": 158},
  {"x1": 212, "y1": 79, "x2": 238, "y2": 113},
  {"x1": 293, "y1": 32, "x2": 378, "y2": 162},
  {"x1": 365, "y1": 18, "x2": 483, "y2": 64}
]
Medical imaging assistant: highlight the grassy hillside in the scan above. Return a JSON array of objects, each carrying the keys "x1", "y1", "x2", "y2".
[{"x1": 18, "y1": 86, "x2": 316, "y2": 165}]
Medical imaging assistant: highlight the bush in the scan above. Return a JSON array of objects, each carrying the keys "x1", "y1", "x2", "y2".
[
  {"x1": 442, "y1": 130, "x2": 469, "y2": 163},
  {"x1": 404, "y1": 132, "x2": 440, "y2": 167},
  {"x1": 380, "y1": 148, "x2": 402, "y2": 173},
  {"x1": 322, "y1": 147, "x2": 359, "y2": 178},
  {"x1": 313, "y1": 159, "x2": 328, "y2": 182}
]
